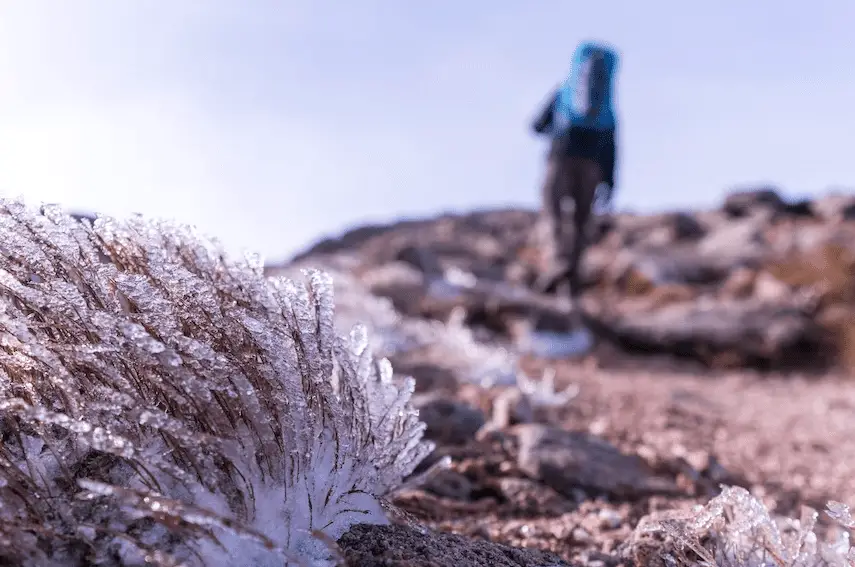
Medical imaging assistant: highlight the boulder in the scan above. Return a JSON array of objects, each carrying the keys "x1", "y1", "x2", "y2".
[
  {"x1": 412, "y1": 392, "x2": 487, "y2": 446},
  {"x1": 395, "y1": 245, "x2": 444, "y2": 276},
  {"x1": 513, "y1": 424, "x2": 679, "y2": 499},
  {"x1": 722, "y1": 187, "x2": 786, "y2": 218},
  {"x1": 607, "y1": 246, "x2": 733, "y2": 290},
  {"x1": 591, "y1": 298, "x2": 824, "y2": 369},
  {"x1": 811, "y1": 193, "x2": 855, "y2": 222},
  {"x1": 720, "y1": 267, "x2": 757, "y2": 299},
  {"x1": 360, "y1": 261, "x2": 429, "y2": 317},
  {"x1": 609, "y1": 212, "x2": 705, "y2": 248},
  {"x1": 668, "y1": 211, "x2": 708, "y2": 240},
  {"x1": 696, "y1": 217, "x2": 768, "y2": 266}
]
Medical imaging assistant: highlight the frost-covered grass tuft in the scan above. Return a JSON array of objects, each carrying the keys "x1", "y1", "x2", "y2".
[
  {"x1": 642, "y1": 485, "x2": 855, "y2": 566},
  {"x1": 0, "y1": 200, "x2": 434, "y2": 566}
]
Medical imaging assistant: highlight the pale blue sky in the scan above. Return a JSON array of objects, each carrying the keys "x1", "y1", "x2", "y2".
[{"x1": 1, "y1": 1, "x2": 853, "y2": 262}]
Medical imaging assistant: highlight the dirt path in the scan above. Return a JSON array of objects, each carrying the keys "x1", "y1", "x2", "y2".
[
  {"x1": 532, "y1": 355, "x2": 855, "y2": 510},
  {"x1": 387, "y1": 349, "x2": 855, "y2": 564}
]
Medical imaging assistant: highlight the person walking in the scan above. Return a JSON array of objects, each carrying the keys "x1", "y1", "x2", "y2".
[{"x1": 531, "y1": 40, "x2": 619, "y2": 298}]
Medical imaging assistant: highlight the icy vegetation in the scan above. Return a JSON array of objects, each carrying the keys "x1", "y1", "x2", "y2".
[
  {"x1": 280, "y1": 259, "x2": 584, "y2": 407},
  {"x1": 0, "y1": 200, "x2": 434, "y2": 566},
  {"x1": 644, "y1": 485, "x2": 855, "y2": 566},
  {"x1": 280, "y1": 261, "x2": 526, "y2": 389}
]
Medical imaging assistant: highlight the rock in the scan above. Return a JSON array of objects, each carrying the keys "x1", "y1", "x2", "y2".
[
  {"x1": 422, "y1": 469, "x2": 474, "y2": 500},
  {"x1": 768, "y1": 222, "x2": 855, "y2": 257},
  {"x1": 720, "y1": 267, "x2": 757, "y2": 299},
  {"x1": 391, "y1": 359, "x2": 460, "y2": 393},
  {"x1": 752, "y1": 272, "x2": 791, "y2": 303},
  {"x1": 513, "y1": 424, "x2": 680, "y2": 499},
  {"x1": 395, "y1": 245, "x2": 444, "y2": 276},
  {"x1": 361, "y1": 261, "x2": 425, "y2": 289},
  {"x1": 494, "y1": 477, "x2": 577, "y2": 515},
  {"x1": 594, "y1": 298, "x2": 823, "y2": 369},
  {"x1": 519, "y1": 326, "x2": 596, "y2": 360},
  {"x1": 668, "y1": 211, "x2": 707, "y2": 240},
  {"x1": 811, "y1": 193, "x2": 855, "y2": 222},
  {"x1": 818, "y1": 306, "x2": 855, "y2": 369},
  {"x1": 609, "y1": 212, "x2": 704, "y2": 248},
  {"x1": 598, "y1": 508, "x2": 623, "y2": 530},
  {"x1": 696, "y1": 218, "x2": 768, "y2": 267},
  {"x1": 418, "y1": 276, "x2": 575, "y2": 338},
  {"x1": 617, "y1": 212, "x2": 706, "y2": 248},
  {"x1": 722, "y1": 187, "x2": 786, "y2": 218},
  {"x1": 766, "y1": 243, "x2": 855, "y2": 306},
  {"x1": 615, "y1": 263, "x2": 656, "y2": 296},
  {"x1": 644, "y1": 284, "x2": 698, "y2": 309},
  {"x1": 360, "y1": 261, "x2": 428, "y2": 316},
  {"x1": 338, "y1": 523, "x2": 572, "y2": 567},
  {"x1": 608, "y1": 247, "x2": 730, "y2": 290},
  {"x1": 291, "y1": 221, "x2": 401, "y2": 262},
  {"x1": 782, "y1": 199, "x2": 815, "y2": 218},
  {"x1": 288, "y1": 204, "x2": 855, "y2": 372},
  {"x1": 412, "y1": 392, "x2": 487, "y2": 445}
]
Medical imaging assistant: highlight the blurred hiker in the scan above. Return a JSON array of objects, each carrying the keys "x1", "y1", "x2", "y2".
[{"x1": 531, "y1": 40, "x2": 619, "y2": 298}]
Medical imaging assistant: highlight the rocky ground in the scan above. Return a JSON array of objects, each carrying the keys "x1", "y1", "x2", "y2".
[{"x1": 270, "y1": 188, "x2": 855, "y2": 566}]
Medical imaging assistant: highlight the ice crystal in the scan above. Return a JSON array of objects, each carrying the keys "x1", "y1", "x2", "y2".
[
  {"x1": 0, "y1": 200, "x2": 433, "y2": 566},
  {"x1": 640, "y1": 485, "x2": 855, "y2": 567},
  {"x1": 280, "y1": 263, "x2": 525, "y2": 388},
  {"x1": 516, "y1": 367, "x2": 580, "y2": 407}
]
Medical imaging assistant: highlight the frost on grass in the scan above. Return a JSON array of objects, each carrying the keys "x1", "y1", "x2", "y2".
[
  {"x1": 0, "y1": 200, "x2": 434, "y2": 566},
  {"x1": 282, "y1": 263, "x2": 526, "y2": 389},
  {"x1": 283, "y1": 261, "x2": 579, "y2": 407},
  {"x1": 641, "y1": 485, "x2": 855, "y2": 566}
]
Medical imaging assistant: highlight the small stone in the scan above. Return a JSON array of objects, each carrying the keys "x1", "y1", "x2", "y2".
[
  {"x1": 572, "y1": 527, "x2": 592, "y2": 543},
  {"x1": 514, "y1": 424, "x2": 680, "y2": 499},
  {"x1": 598, "y1": 508, "x2": 623, "y2": 530},
  {"x1": 412, "y1": 393, "x2": 487, "y2": 446}
]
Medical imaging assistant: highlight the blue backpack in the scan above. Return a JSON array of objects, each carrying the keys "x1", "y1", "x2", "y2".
[{"x1": 553, "y1": 42, "x2": 619, "y2": 133}]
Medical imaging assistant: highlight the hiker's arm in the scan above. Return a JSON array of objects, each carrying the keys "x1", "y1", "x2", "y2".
[
  {"x1": 601, "y1": 129, "x2": 617, "y2": 200},
  {"x1": 531, "y1": 90, "x2": 558, "y2": 135},
  {"x1": 607, "y1": 129, "x2": 617, "y2": 187}
]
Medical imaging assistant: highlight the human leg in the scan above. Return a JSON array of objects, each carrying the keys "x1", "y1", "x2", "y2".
[
  {"x1": 565, "y1": 157, "x2": 603, "y2": 298},
  {"x1": 537, "y1": 155, "x2": 569, "y2": 269}
]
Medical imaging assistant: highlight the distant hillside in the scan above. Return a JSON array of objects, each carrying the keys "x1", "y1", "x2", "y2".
[{"x1": 281, "y1": 188, "x2": 855, "y2": 372}]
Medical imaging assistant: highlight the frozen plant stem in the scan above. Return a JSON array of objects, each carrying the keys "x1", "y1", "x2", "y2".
[
  {"x1": 643, "y1": 485, "x2": 855, "y2": 567},
  {"x1": 0, "y1": 200, "x2": 434, "y2": 567}
]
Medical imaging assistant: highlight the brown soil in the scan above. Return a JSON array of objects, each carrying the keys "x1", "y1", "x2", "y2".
[
  {"x1": 371, "y1": 352, "x2": 855, "y2": 565},
  {"x1": 283, "y1": 196, "x2": 855, "y2": 565}
]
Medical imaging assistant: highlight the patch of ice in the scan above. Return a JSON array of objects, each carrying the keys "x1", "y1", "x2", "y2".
[
  {"x1": 519, "y1": 327, "x2": 595, "y2": 359},
  {"x1": 426, "y1": 278, "x2": 467, "y2": 300},
  {"x1": 443, "y1": 267, "x2": 477, "y2": 288},
  {"x1": 516, "y1": 368, "x2": 580, "y2": 407}
]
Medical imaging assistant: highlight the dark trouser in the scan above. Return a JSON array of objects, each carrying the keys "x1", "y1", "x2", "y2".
[{"x1": 538, "y1": 128, "x2": 606, "y2": 298}]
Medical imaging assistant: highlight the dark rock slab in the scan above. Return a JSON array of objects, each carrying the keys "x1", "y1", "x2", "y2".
[
  {"x1": 811, "y1": 193, "x2": 855, "y2": 222},
  {"x1": 722, "y1": 187, "x2": 786, "y2": 218},
  {"x1": 338, "y1": 523, "x2": 575, "y2": 567},
  {"x1": 412, "y1": 392, "x2": 487, "y2": 446},
  {"x1": 668, "y1": 211, "x2": 707, "y2": 240},
  {"x1": 396, "y1": 246, "x2": 446, "y2": 276},
  {"x1": 512, "y1": 424, "x2": 680, "y2": 500},
  {"x1": 590, "y1": 298, "x2": 824, "y2": 369}
]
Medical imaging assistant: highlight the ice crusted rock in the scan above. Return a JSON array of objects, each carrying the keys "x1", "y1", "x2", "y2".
[{"x1": 0, "y1": 200, "x2": 433, "y2": 566}]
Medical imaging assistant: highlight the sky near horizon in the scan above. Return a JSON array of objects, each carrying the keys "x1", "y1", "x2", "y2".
[{"x1": 1, "y1": 1, "x2": 854, "y2": 262}]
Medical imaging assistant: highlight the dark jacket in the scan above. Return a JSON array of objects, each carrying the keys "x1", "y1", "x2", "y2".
[{"x1": 532, "y1": 90, "x2": 617, "y2": 191}]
